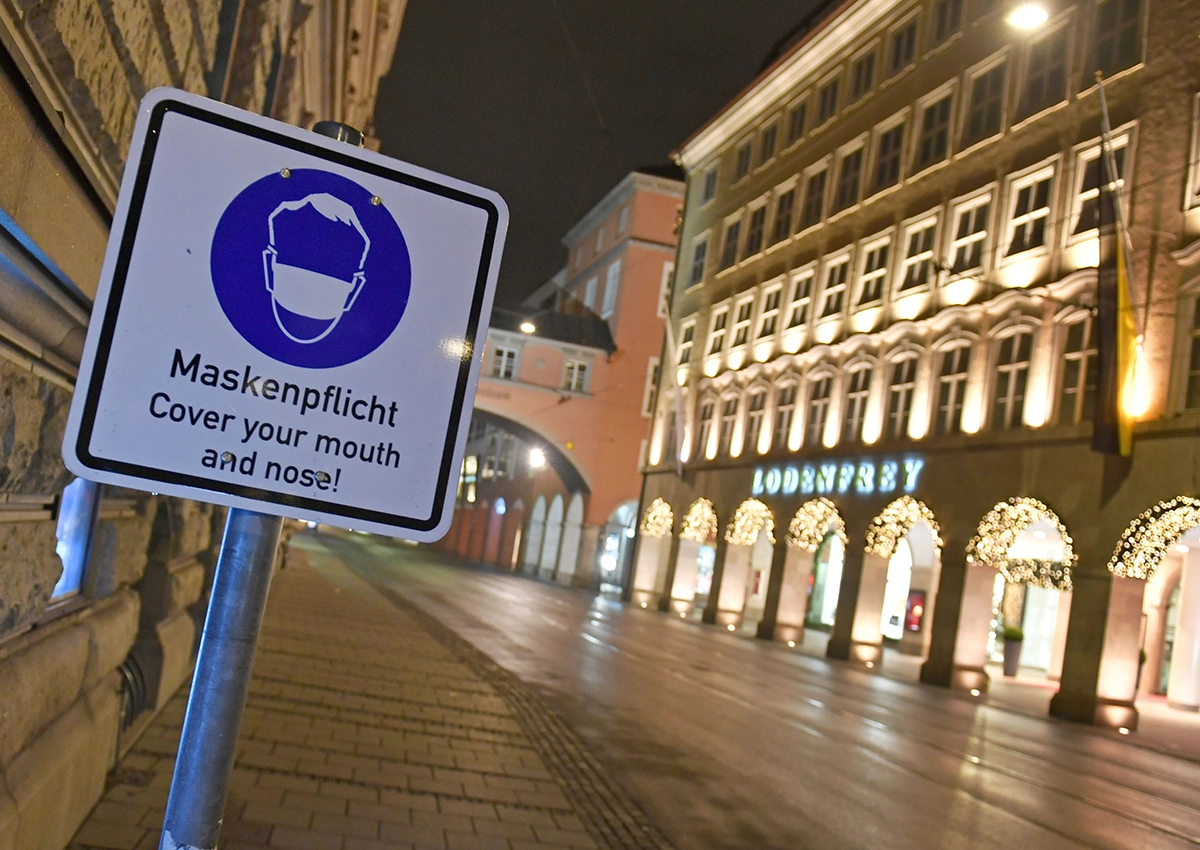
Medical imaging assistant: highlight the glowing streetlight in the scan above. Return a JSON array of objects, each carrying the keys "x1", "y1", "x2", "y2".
[
  {"x1": 1006, "y1": 3, "x2": 1048, "y2": 30},
  {"x1": 519, "y1": 320, "x2": 536, "y2": 334},
  {"x1": 528, "y1": 447, "x2": 547, "y2": 469}
]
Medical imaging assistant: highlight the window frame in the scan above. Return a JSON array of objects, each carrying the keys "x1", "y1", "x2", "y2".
[
  {"x1": 744, "y1": 387, "x2": 769, "y2": 454},
  {"x1": 832, "y1": 137, "x2": 868, "y2": 215},
  {"x1": 769, "y1": 182, "x2": 797, "y2": 247},
  {"x1": 818, "y1": 251, "x2": 853, "y2": 319},
  {"x1": 688, "y1": 234, "x2": 709, "y2": 288},
  {"x1": 718, "y1": 395, "x2": 740, "y2": 456},
  {"x1": 759, "y1": 121, "x2": 780, "y2": 167},
  {"x1": 1187, "y1": 94, "x2": 1200, "y2": 212},
  {"x1": 642, "y1": 357, "x2": 661, "y2": 417},
  {"x1": 731, "y1": 297, "x2": 755, "y2": 349},
  {"x1": 869, "y1": 110, "x2": 909, "y2": 196},
  {"x1": 758, "y1": 284, "x2": 784, "y2": 339},
  {"x1": 816, "y1": 72, "x2": 842, "y2": 125},
  {"x1": 787, "y1": 265, "x2": 816, "y2": 329},
  {"x1": 930, "y1": 0, "x2": 964, "y2": 47},
  {"x1": 898, "y1": 210, "x2": 941, "y2": 293},
  {"x1": 734, "y1": 139, "x2": 754, "y2": 182},
  {"x1": 491, "y1": 344, "x2": 519, "y2": 380},
  {"x1": 960, "y1": 52, "x2": 1010, "y2": 151},
  {"x1": 743, "y1": 203, "x2": 768, "y2": 259},
  {"x1": 1087, "y1": 0, "x2": 1146, "y2": 82},
  {"x1": 804, "y1": 373, "x2": 833, "y2": 447},
  {"x1": 1065, "y1": 126, "x2": 1134, "y2": 246},
  {"x1": 1016, "y1": 21, "x2": 1072, "y2": 124},
  {"x1": 785, "y1": 96, "x2": 810, "y2": 148},
  {"x1": 719, "y1": 215, "x2": 743, "y2": 271},
  {"x1": 841, "y1": 365, "x2": 875, "y2": 444},
  {"x1": 774, "y1": 381, "x2": 800, "y2": 450},
  {"x1": 1002, "y1": 158, "x2": 1058, "y2": 263},
  {"x1": 701, "y1": 165, "x2": 719, "y2": 205},
  {"x1": 707, "y1": 305, "x2": 731, "y2": 357},
  {"x1": 677, "y1": 320, "x2": 696, "y2": 365},
  {"x1": 888, "y1": 14, "x2": 919, "y2": 77},
  {"x1": 934, "y1": 342, "x2": 972, "y2": 435},
  {"x1": 562, "y1": 358, "x2": 591, "y2": 393},
  {"x1": 799, "y1": 161, "x2": 831, "y2": 232},
  {"x1": 946, "y1": 186, "x2": 995, "y2": 276},
  {"x1": 601, "y1": 259, "x2": 621, "y2": 318},
  {"x1": 855, "y1": 232, "x2": 893, "y2": 307},
  {"x1": 988, "y1": 326, "x2": 1036, "y2": 430},
  {"x1": 849, "y1": 44, "x2": 879, "y2": 103},
  {"x1": 913, "y1": 81, "x2": 957, "y2": 174},
  {"x1": 1054, "y1": 313, "x2": 1099, "y2": 425},
  {"x1": 885, "y1": 354, "x2": 920, "y2": 440}
]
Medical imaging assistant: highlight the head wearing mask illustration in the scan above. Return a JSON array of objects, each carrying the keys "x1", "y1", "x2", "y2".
[{"x1": 262, "y1": 193, "x2": 371, "y2": 343}]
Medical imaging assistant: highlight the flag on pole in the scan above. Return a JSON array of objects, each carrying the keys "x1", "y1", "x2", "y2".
[{"x1": 1092, "y1": 92, "x2": 1137, "y2": 456}]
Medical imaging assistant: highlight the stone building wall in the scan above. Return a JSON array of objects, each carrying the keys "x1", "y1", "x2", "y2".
[{"x1": 0, "y1": 0, "x2": 404, "y2": 844}]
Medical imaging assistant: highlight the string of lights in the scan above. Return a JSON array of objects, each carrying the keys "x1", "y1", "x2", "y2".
[
  {"x1": 639, "y1": 497, "x2": 674, "y2": 538},
  {"x1": 787, "y1": 497, "x2": 847, "y2": 551},
  {"x1": 726, "y1": 498, "x2": 776, "y2": 546},
  {"x1": 864, "y1": 496, "x2": 942, "y2": 559},
  {"x1": 1108, "y1": 496, "x2": 1200, "y2": 580},
  {"x1": 966, "y1": 497, "x2": 1075, "y2": 591},
  {"x1": 679, "y1": 498, "x2": 718, "y2": 543}
]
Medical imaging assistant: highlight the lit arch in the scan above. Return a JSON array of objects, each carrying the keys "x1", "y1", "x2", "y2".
[
  {"x1": 865, "y1": 496, "x2": 942, "y2": 559},
  {"x1": 640, "y1": 498, "x2": 674, "y2": 538},
  {"x1": 967, "y1": 497, "x2": 1075, "y2": 589},
  {"x1": 1109, "y1": 496, "x2": 1200, "y2": 580},
  {"x1": 726, "y1": 499, "x2": 775, "y2": 546},
  {"x1": 680, "y1": 498, "x2": 718, "y2": 544},
  {"x1": 787, "y1": 498, "x2": 847, "y2": 551}
]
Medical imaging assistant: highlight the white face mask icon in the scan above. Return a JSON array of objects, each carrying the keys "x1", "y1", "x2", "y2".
[{"x1": 262, "y1": 193, "x2": 371, "y2": 344}]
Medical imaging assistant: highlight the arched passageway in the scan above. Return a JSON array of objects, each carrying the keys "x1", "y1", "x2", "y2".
[
  {"x1": 667, "y1": 499, "x2": 718, "y2": 617},
  {"x1": 597, "y1": 500, "x2": 638, "y2": 591},
  {"x1": 1112, "y1": 497, "x2": 1200, "y2": 712},
  {"x1": 841, "y1": 496, "x2": 942, "y2": 666},
  {"x1": 713, "y1": 499, "x2": 775, "y2": 630},
  {"x1": 772, "y1": 498, "x2": 847, "y2": 644},
  {"x1": 631, "y1": 498, "x2": 673, "y2": 606}
]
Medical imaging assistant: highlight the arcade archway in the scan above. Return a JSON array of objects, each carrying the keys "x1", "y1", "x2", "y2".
[
  {"x1": 668, "y1": 499, "x2": 718, "y2": 617},
  {"x1": 631, "y1": 498, "x2": 673, "y2": 605},
  {"x1": 714, "y1": 499, "x2": 775, "y2": 630},
  {"x1": 775, "y1": 498, "x2": 847, "y2": 644}
]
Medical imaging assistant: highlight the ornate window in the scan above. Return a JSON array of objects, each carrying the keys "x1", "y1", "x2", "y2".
[
  {"x1": 899, "y1": 215, "x2": 938, "y2": 291},
  {"x1": 745, "y1": 390, "x2": 767, "y2": 453},
  {"x1": 788, "y1": 271, "x2": 814, "y2": 328},
  {"x1": 886, "y1": 358, "x2": 918, "y2": 440},
  {"x1": 991, "y1": 330, "x2": 1034, "y2": 429},
  {"x1": 857, "y1": 237, "x2": 891, "y2": 305},
  {"x1": 732, "y1": 300, "x2": 754, "y2": 347},
  {"x1": 1057, "y1": 317, "x2": 1098, "y2": 424},
  {"x1": 774, "y1": 383, "x2": 799, "y2": 449},
  {"x1": 936, "y1": 345, "x2": 971, "y2": 434},
  {"x1": 820, "y1": 256, "x2": 850, "y2": 317},
  {"x1": 948, "y1": 192, "x2": 991, "y2": 273},
  {"x1": 758, "y1": 287, "x2": 783, "y2": 338},
  {"x1": 800, "y1": 168, "x2": 828, "y2": 229},
  {"x1": 963, "y1": 59, "x2": 1007, "y2": 146},
  {"x1": 842, "y1": 367, "x2": 873, "y2": 443},
  {"x1": 708, "y1": 308, "x2": 729, "y2": 355},
  {"x1": 718, "y1": 397, "x2": 739, "y2": 456},
  {"x1": 805, "y1": 377, "x2": 832, "y2": 446},
  {"x1": 1006, "y1": 165, "x2": 1055, "y2": 257}
]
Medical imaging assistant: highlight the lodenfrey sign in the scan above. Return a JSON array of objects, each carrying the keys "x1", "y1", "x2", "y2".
[
  {"x1": 751, "y1": 456, "x2": 925, "y2": 498},
  {"x1": 62, "y1": 89, "x2": 508, "y2": 540}
]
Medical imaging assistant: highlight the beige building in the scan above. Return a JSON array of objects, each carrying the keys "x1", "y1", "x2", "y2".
[
  {"x1": 0, "y1": 0, "x2": 403, "y2": 843},
  {"x1": 637, "y1": 0, "x2": 1200, "y2": 728}
]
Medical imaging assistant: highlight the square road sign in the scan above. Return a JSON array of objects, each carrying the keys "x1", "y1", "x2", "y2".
[{"x1": 62, "y1": 88, "x2": 509, "y2": 540}]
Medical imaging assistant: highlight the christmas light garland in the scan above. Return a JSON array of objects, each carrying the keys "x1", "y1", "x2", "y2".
[
  {"x1": 1108, "y1": 496, "x2": 1200, "y2": 580},
  {"x1": 726, "y1": 499, "x2": 776, "y2": 546},
  {"x1": 679, "y1": 498, "x2": 718, "y2": 544},
  {"x1": 865, "y1": 496, "x2": 942, "y2": 559},
  {"x1": 787, "y1": 497, "x2": 847, "y2": 551},
  {"x1": 966, "y1": 497, "x2": 1075, "y2": 590},
  {"x1": 640, "y1": 498, "x2": 674, "y2": 538}
]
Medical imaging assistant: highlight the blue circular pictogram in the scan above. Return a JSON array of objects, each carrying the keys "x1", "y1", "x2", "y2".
[{"x1": 210, "y1": 168, "x2": 411, "y2": 368}]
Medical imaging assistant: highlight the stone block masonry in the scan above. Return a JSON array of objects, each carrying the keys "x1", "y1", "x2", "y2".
[{"x1": 67, "y1": 540, "x2": 670, "y2": 849}]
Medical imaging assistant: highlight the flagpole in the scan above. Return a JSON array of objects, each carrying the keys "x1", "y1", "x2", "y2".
[{"x1": 1095, "y1": 72, "x2": 1142, "y2": 337}]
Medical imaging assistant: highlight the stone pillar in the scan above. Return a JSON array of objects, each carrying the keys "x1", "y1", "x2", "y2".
[
  {"x1": 714, "y1": 543, "x2": 751, "y2": 628},
  {"x1": 768, "y1": 547, "x2": 814, "y2": 643},
  {"x1": 657, "y1": 534, "x2": 684, "y2": 613},
  {"x1": 827, "y1": 544, "x2": 865, "y2": 661},
  {"x1": 1051, "y1": 570, "x2": 1142, "y2": 729},
  {"x1": 1048, "y1": 590, "x2": 1073, "y2": 682},
  {"x1": 756, "y1": 539, "x2": 794, "y2": 641},
  {"x1": 669, "y1": 539, "x2": 701, "y2": 614},
  {"x1": 1167, "y1": 549, "x2": 1200, "y2": 711},
  {"x1": 631, "y1": 536, "x2": 665, "y2": 605},
  {"x1": 701, "y1": 536, "x2": 729, "y2": 625},
  {"x1": 844, "y1": 552, "x2": 890, "y2": 665}
]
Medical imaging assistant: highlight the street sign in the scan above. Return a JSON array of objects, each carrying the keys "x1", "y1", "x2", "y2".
[{"x1": 63, "y1": 88, "x2": 508, "y2": 540}]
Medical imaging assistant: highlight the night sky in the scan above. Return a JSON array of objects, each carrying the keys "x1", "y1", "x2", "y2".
[{"x1": 374, "y1": 1, "x2": 823, "y2": 307}]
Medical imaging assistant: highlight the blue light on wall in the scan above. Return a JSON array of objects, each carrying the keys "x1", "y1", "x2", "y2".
[{"x1": 751, "y1": 457, "x2": 924, "y2": 499}]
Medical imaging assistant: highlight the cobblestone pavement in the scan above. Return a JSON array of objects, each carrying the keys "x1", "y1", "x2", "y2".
[{"x1": 68, "y1": 538, "x2": 669, "y2": 850}]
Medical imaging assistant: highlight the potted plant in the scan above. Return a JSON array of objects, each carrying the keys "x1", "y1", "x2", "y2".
[{"x1": 1001, "y1": 626, "x2": 1024, "y2": 677}]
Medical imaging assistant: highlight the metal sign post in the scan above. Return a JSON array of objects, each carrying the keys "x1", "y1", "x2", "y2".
[
  {"x1": 157, "y1": 121, "x2": 366, "y2": 850},
  {"x1": 159, "y1": 509, "x2": 282, "y2": 850}
]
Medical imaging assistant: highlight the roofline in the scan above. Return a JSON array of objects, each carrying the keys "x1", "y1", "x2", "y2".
[
  {"x1": 671, "y1": 0, "x2": 876, "y2": 170},
  {"x1": 562, "y1": 170, "x2": 684, "y2": 248}
]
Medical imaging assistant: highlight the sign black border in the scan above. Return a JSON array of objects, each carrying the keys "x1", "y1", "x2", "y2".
[{"x1": 74, "y1": 97, "x2": 500, "y2": 532}]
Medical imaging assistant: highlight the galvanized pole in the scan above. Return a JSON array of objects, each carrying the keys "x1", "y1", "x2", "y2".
[
  {"x1": 160, "y1": 508, "x2": 282, "y2": 850},
  {"x1": 160, "y1": 120, "x2": 364, "y2": 850}
]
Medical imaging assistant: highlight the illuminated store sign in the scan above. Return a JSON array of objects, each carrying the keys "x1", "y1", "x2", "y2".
[{"x1": 751, "y1": 457, "x2": 924, "y2": 498}]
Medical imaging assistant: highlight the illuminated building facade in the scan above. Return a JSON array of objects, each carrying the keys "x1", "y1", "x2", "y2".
[{"x1": 636, "y1": 0, "x2": 1200, "y2": 726}]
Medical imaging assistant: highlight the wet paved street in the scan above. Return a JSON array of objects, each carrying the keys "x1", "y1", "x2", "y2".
[{"x1": 326, "y1": 532, "x2": 1200, "y2": 850}]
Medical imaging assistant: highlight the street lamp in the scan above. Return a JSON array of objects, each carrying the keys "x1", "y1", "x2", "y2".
[
  {"x1": 1006, "y1": 3, "x2": 1048, "y2": 29},
  {"x1": 528, "y1": 447, "x2": 546, "y2": 469},
  {"x1": 519, "y1": 320, "x2": 536, "y2": 334}
]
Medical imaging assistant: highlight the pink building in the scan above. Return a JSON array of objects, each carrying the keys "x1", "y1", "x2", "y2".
[{"x1": 436, "y1": 168, "x2": 684, "y2": 586}]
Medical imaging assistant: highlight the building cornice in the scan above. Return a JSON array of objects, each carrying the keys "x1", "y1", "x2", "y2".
[
  {"x1": 563, "y1": 171, "x2": 684, "y2": 248},
  {"x1": 678, "y1": 0, "x2": 901, "y2": 170}
]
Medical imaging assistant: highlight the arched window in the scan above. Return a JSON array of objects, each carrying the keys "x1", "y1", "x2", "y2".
[
  {"x1": 773, "y1": 382, "x2": 798, "y2": 450},
  {"x1": 696, "y1": 399, "x2": 715, "y2": 458},
  {"x1": 842, "y1": 364, "x2": 874, "y2": 443},
  {"x1": 745, "y1": 388, "x2": 767, "y2": 454},
  {"x1": 1057, "y1": 316, "x2": 1098, "y2": 424},
  {"x1": 718, "y1": 396, "x2": 739, "y2": 455},
  {"x1": 805, "y1": 376, "x2": 833, "y2": 446},
  {"x1": 935, "y1": 343, "x2": 971, "y2": 435},
  {"x1": 885, "y1": 355, "x2": 919, "y2": 440},
  {"x1": 991, "y1": 329, "x2": 1034, "y2": 430}
]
